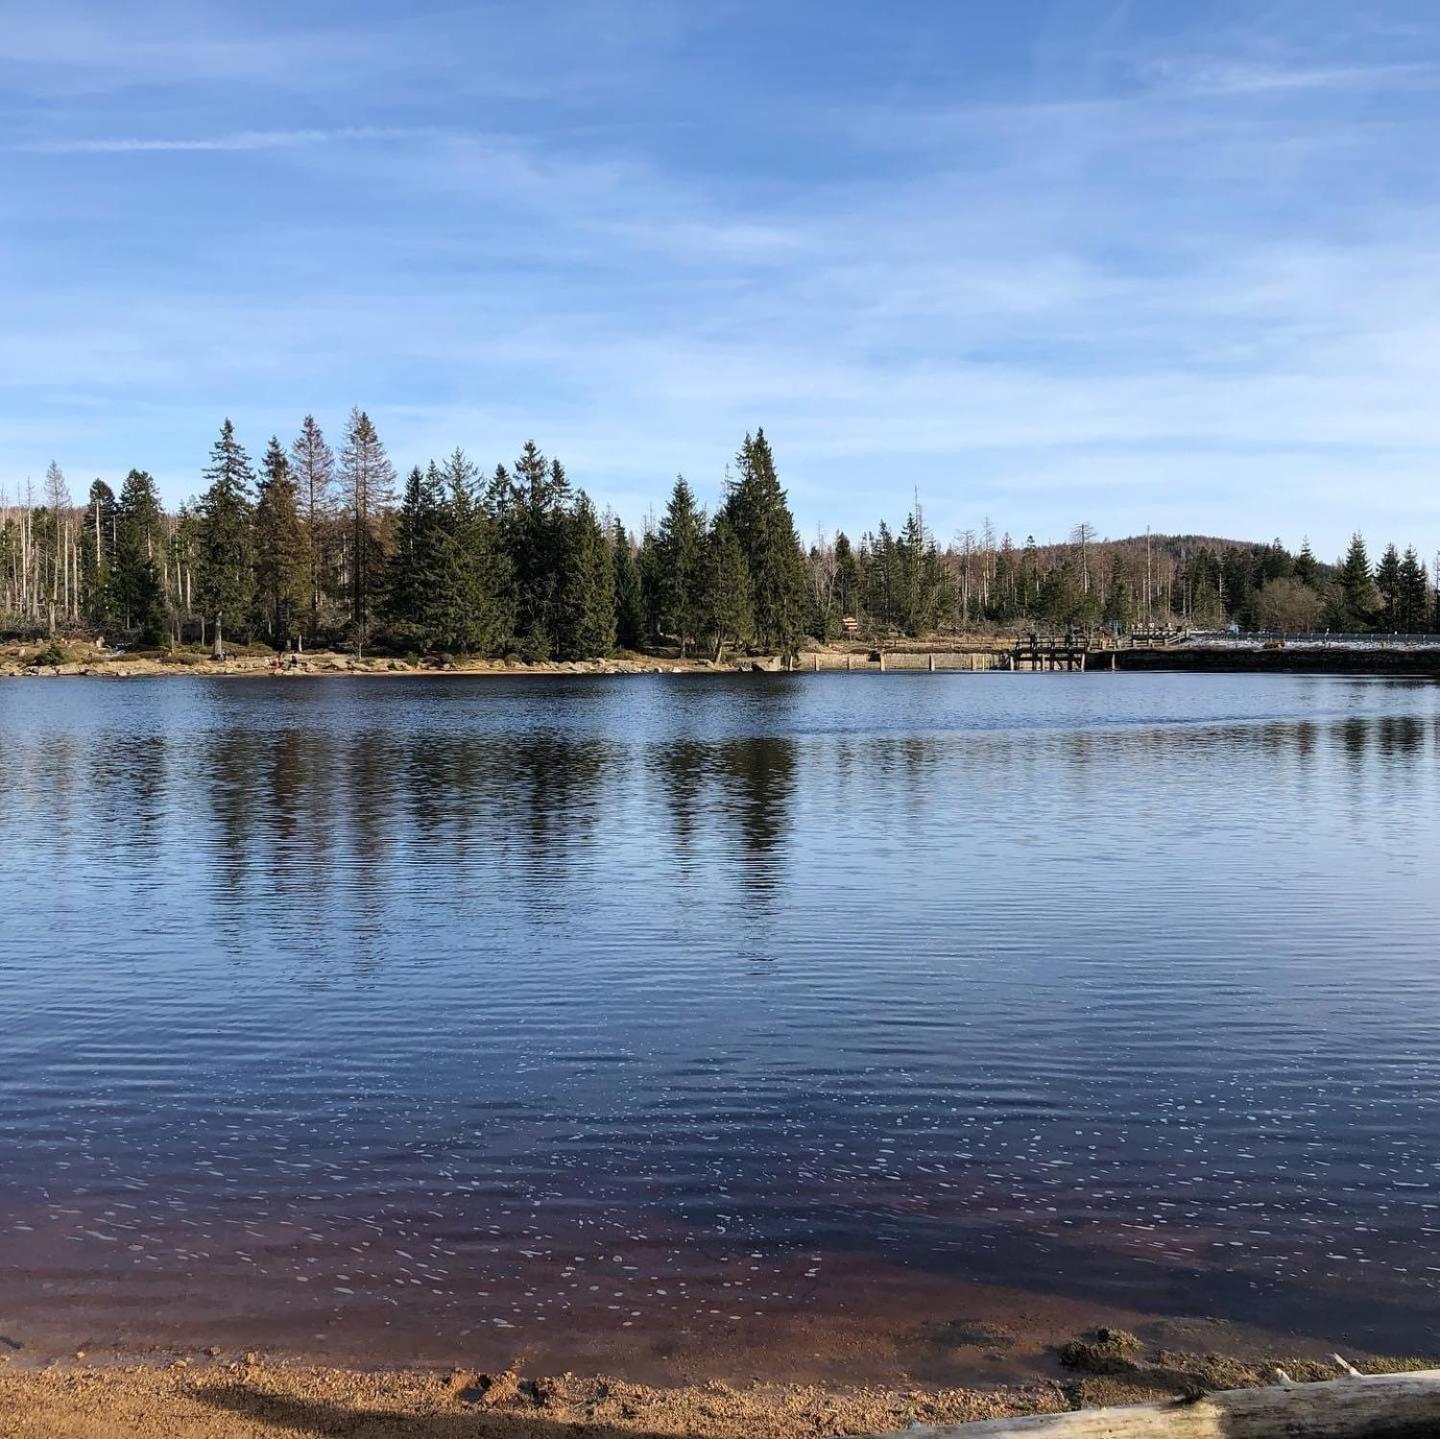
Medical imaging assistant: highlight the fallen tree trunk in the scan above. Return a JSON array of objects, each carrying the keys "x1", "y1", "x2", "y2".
[{"x1": 869, "y1": 1367, "x2": 1440, "y2": 1438}]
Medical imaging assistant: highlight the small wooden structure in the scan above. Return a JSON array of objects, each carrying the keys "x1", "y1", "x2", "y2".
[
  {"x1": 867, "y1": 1366, "x2": 1440, "y2": 1438},
  {"x1": 1129, "y1": 625, "x2": 1185, "y2": 649},
  {"x1": 841, "y1": 615, "x2": 861, "y2": 637},
  {"x1": 1009, "y1": 633, "x2": 1089, "y2": 671}
]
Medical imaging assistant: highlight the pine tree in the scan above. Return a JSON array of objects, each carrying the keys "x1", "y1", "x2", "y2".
[
  {"x1": 1397, "y1": 547, "x2": 1428, "y2": 633},
  {"x1": 129, "y1": 549, "x2": 168, "y2": 647},
  {"x1": 252, "y1": 437, "x2": 309, "y2": 645},
  {"x1": 893, "y1": 511, "x2": 924, "y2": 634},
  {"x1": 1293, "y1": 538, "x2": 1319, "y2": 588},
  {"x1": 833, "y1": 532, "x2": 859, "y2": 622},
  {"x1": 611, "y1": 518, "x2": 646, "y2": 651},
  {"x1": 339, "y1": 408, "x2": 395, "y2": 652},
  {"x1": 196, "y1": 419, "x2": 256, "y2": 644},
  {"x1": 502, "y1": 443, "x2": 572, "y2": 660},
  {"x1": 638, "y1": 530, "x2": 664, "y2": 646},
  {"x1": 722, "y1": 429, "x2": 805, "y2": 655},
  {"x1": 656, "y1": 475, "x2": 705, "y2": 656},
  {"x1": 1103, "y1": 552, "x2": 1134, "y2": 627},
  {"x1": 82, "y1": 479, "x2": 119, "y2": 627},
  {"x1": 114, "y1": 469, "x2": 167, "y2": 636},
  {"x1": 557, "y1": 492, "x2": 616, "y2": 659},
  {"x1": 1332, "y1": 532, "x2": 1375, "y2": 630},
  {"x1": 702, "y1": 512, "x2": 753, "y2": 660},
  {"x1": 1375, "y1": 543, "x2": 1402, "y2": 630},
  {"x1": 290, "y1": 415, "x2": 336, "y2": 640},
  {"x1": 387, "y1": 464, "x2": 436, "y2": 645},
  {"x1": 441, "y1": 448, "x2": 509, "y2": 655},
  {"x1": 1021, "y1": 534, "x2": 1041, "y2": 614}
]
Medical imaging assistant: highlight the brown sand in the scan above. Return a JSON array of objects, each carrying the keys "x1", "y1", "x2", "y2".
[
  {"x1": 0, "y1": 642, "x2": 745, "y2": 680},
  {"x1": 4, "y1": 1345, "x2": 1429, "y2": 1439},
  {"x1": 0, "y1": 1359, "x2": 1069, "y2": 1438}
]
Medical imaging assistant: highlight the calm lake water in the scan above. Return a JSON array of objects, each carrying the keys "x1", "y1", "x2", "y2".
[{"x1": 2, "y1": 672, "x2": 1439, "y2": 1375}]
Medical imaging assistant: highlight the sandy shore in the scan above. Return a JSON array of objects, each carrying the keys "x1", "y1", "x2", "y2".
[
  {"x1": 0, "y1": 1359, "x2": 1070, "y2": 1439},
  {"x1": 0, "y1": 646, "x2": 745, "y2": 680},
  {"x1": 3, "y1": 1343, "x2": 1429, "y2": 1439}
]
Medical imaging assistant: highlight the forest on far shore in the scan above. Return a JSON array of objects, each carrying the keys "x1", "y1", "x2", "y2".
[{"x1": 4, "y1": 412, "x2": 1438, "y2": 660}]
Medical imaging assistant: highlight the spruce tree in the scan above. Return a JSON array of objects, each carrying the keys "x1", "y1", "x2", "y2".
[
  {"x1": 833, "y1": 532, "x2": 859, "y2": 622},
  {"x1": 196, "y1": 419, "x2": 256, "y2": 643},
  {"x1": 113, "y1": 469, "x2": 166, "y2": 636},
  {"x1": 1293, "y1": 538, "x2": 1319, "y2": 588},
  {"x1": 611, "y1": 518, "x2": 646, "y2": 651},
  {"x1": 702, "y1": 513, "x2": 753, "y2": 660},
  {"x1": 482, "y1": 463, "x2": 519, "y2": 645},
  {"x1": 656, "y1": 475, "x2": 705, "y2": 656},
  {"x1": 338, "y1": 408, "x2": 396, "y2": 653},
  {"x1": 1375, "y1": 543, "x2": 1402, "y2": 629},
  {"x1": 441, "y1": 448, "x2": 508, "y2": 656},
  {"x1": 1332, "y1": 532, "x2": 1375, "y2": 630},
  {"x1": 82, "y1": 479, "x2": 119, "y2": 627},
  {"x1": 721, "y1": 429, "x2": 805, "y2": 655},
  {"x1": 1103, "y1": 552, "x2": 1133, "y2": 628},
  {"x1": 385, "y1": 464, "x2": 445, "y2": 648},
  {"x1": 1397, "y1": 547, "x2": 1428, "y2": 633},
  {"x1": 129, "y1": 550, "x2": 168, "y2": 646},
  {"x1": 893, "y1": 511, "x2": 924, "y2": 634},
  {"x1": 252, "y1": 437, "x2": 308, "y2": 645},
  {"x1": 290, "y1": 415, "x2": 336, "y2": 641},
  {"x1": 503, "y1": 443, "x2": 572, "y2": 659},
  {"x1": 558, "y1": 492, "x2": 615, "y2": 659},
  {"x1": 638, "y1": 530, "x2": 664, "y2": 647},
  {"x1": 921, "y1": 538, "x2": 955, "y2": 633}
]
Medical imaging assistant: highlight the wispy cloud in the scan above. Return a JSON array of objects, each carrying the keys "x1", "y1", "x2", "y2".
[
  {"x1": 1140, "y1": 58, "x2": 1440, "y2": 99},
  {"x1": 9, "y1": 126, "x2": 434, "y2": 154},
  {"x1": 3, "y1": 0, "x2": 1440, "y2": 560}
]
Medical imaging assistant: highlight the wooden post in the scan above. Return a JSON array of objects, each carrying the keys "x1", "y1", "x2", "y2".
[
  {"x1": 879, "y1": 651, "x2": 886, "y2": 672},
  {"x1": 814, "y1": 651, "x2": 820, "y2": 671},
  {"x1": 928, "y1": 653, "x2": 935, "y2": 672},
  {"x1": 846, "y1": 653, "x2": 852, "y2": 671}
]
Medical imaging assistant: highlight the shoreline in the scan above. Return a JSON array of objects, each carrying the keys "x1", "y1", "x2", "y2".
[
  {"x1": 2, "y1": 1344, "x2": 1431, "y2": 1439},
  {"x1": 5, "y1": 644, "x2": 1440, "y2": 681},
  {"x1": 0, "y1": 650, "x2": 733, "y2": 680},
  {"x1": 0, "y1": 1359, "x2": 1068, "y2": 1438}
]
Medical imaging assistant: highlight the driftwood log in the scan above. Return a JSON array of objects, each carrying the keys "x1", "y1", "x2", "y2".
[{"x1": 870, "y1": 1367, "x2": 1440, "y2": 1438}]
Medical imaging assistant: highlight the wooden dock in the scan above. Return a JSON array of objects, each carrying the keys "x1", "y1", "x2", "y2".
[
  {"x1": 801, "y1": 638, "x2": 1110, "y2": 673},
  {"x1": 1006, "y1": 635, "x2": 1090, "y2": 671}
]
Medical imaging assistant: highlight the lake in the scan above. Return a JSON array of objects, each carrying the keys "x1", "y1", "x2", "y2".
[{"x1": 2, "y1": 671, "x2": 1438, "y2": 1379}]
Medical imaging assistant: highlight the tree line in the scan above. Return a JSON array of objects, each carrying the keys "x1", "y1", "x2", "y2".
[
  {"x1": 3, "y1": 413, "x2": 1438, "y2": 656},
  {"x1": 0, "y1": 414, "x2": 806, "y2": 659}
]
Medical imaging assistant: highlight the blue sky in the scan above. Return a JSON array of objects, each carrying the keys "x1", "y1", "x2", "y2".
[{"x1": 3, "y1": 0, "x2": 1439, "y2": 560}]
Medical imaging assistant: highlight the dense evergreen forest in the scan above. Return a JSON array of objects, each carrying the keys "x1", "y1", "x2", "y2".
[{"x1": 3, "y1": 411, "x2": 1438, "y2": 658}]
